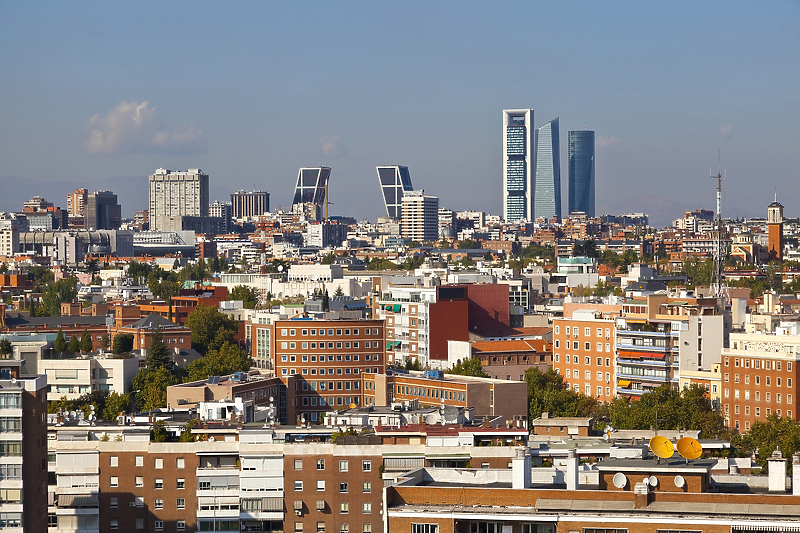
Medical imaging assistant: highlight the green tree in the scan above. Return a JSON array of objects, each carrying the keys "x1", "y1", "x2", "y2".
[
  {"x1": 524, "y1": 367, "x2": 598, "y2": 421},
  {"x1": 573, "y1": 239, "x2": 599, "y2": 258},
  {"x1": 184, "y1": 305, "x2": 239, "y2": 354},
  {"x1": 322, "y1": 290, "x2": 330, "y2": 312},
  {"x1": 40, "y1": 277, "x2": 79, "y2": 316},
  {"x1": 54, "y1": 328, "x2": 67, "y2": 353},
  {"x1": 127, "y1": 259, "x2": 153, "y2": 283},
  {"x1": 152, "y1": 420, "x2": 168, "y2": 442},
  {"x1": 79, "y1": 329, "x2": 93, "y2": 353},
  {"x1": 145, "y1": 327, "x2": 172, "y2": 370},
  {"x1": 229, "y1": 285, "x2": 259, "y2": 309},
  {"x1": 333, "y1": 286, "x2": 344, "y2": 297},
  {"x1": 321, "y1": 252, "x2": 336, "y2": 265},
  {"x1": 67, "y1": 335, "x2": 80, "y2": 354},
  {"x1": 29, "y1": 265, "x2": 55, "y2": 292},
  {"x1": 367, "y1": 258, "x2": 398, "y2": 271},
  {"x1": 179, "y1": 418, "x2": 200, "y2": 442},
  {"x1": 447, "y1": 357, "x2": 488, "y2": 377},
  {"x1": 100, "y1": 331, "x2": 111, "y2": 352},
  {"x1": 681, "y1": 257, "x2": 715, "y2": 288},
  {"x1": 185, "y1": 343, "x2": 251, "y2": 382},
  {"x1": 400, "y1": 256, "x2": 425, "y2": 270},
  {"x1": 102, "y1": 391, "x2": 130, "y2": 422},
  {"x1": 132, "y1": 366, "x2": 178, "y2": 412},
  {"x1": 458, "y1": 239, "x2": 479, "y2": 249},
  {"x1": 112, "y1": 333, "x2": 134, "y2": 355},
  {"x1": 733, "y1": 415, "x2": 800, "y2": 472},
  {"x1": 0, "y1": 338, "x2": 12, "y2": 360}
]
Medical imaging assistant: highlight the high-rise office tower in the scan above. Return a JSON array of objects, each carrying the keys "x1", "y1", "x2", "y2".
[
  {"x1": 534, "y1": 118, "x2": 561, "y2": 221},
  {"x1": 292, "y1": 167, "x2": 331, "y2": 221},
  {"x1": 376, "y1": 166, "x2": 413, "y2": 220},
  {"x1": 209, "y1": 201, "x2": 233, "y2": 234},
  {"x1": 148, "y1": 168, "x2": 210, "y2": 231},
  {"x1": 230, "y1": 190, "x2": 270, "y2": 218},
  {"x1": 401, "y1": 191, "x2": 439, "y2": 242},
  {"x1": 568, "y1": 130, "x2": 596, "y2": 217},
  {"x1": 502, "y1": 109, "x2": 535, "y2": 222},
  {"x1": 84, "y1": 190, "x2": 122, "y2": 230}
]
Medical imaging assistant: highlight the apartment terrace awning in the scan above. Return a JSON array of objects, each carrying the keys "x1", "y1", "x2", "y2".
[
  {"x1": 618, "y1": 380, "x2": 632, "y2": 388},
  {"x1": 392, "y1": 304, "x2": 402, "y2": 312}
]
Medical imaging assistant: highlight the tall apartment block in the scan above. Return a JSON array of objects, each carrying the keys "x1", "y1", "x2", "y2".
[
  {"x1": 502, "y1": 109, "x2": 535, "y2": 222},
  {"x1": 84, "y1": 190, "x2": 122, "y2": 230},
  {"x1": 1, "y1": 359, "x2": 47, "y2": 532},
  {"x1": 376, "y1": 166, "x2": 413, "y2": 220},
  {"x1": 534, "y1": 117, "x2": 561, "y2": 221},
  {"x1": 209, "y1": 201, "x2": 233, "y2": 234},
  {"x1": 400, "y1": 191, "x2": 439, "y2": 243},
  {"x1": 553, "y1": 311, "x2": 617, "y2": 403},
  {"x1": 568, "y1": 130, "x2": 596, "y2": 217},
  {"x1": 231, "y1": 190, "x2": 270, "y2": 218},
  {"x1": 66, "y1": 188, "x2": 87, "y2": 216},
  {"x1": 148, "y1": 168, "x2": 210, "y2": 231},
  {"x1": 291, "y1": 167, "x2": 331, "y2": 222}
]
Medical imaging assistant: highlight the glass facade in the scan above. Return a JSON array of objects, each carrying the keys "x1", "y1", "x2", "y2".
[
  {"x1": 568, "y1": 130, "x2": 595, "y2": 217},
  {"x1": 293, "y1": 167, "x2": 331, "y2": 206},
  {"x1": 377, "y1": 166, "x2": 414, "y2": 220},
  {"x1": 503, "y1": 110, "x2": 534, "y2": 222},
  {"x1": 534, "y1": 118, "x2": 561, "y2": 221}
]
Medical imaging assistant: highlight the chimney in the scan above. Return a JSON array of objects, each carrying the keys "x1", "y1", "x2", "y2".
[
  {"x1": 633, "y1": 481, "x2": 649, "y2": 509},
  {"x1": 511, "y1": 447, "x2": 531, "y2": 489},
  {"x1": 769, "y1": 447, "x2": 787, "y2": 492},
  {"x1": 793, "y1": 453, "x2": 800, "y2": 495},
  {"x1": 565, "y1": 450, "x2": 579, "y2": 491}
]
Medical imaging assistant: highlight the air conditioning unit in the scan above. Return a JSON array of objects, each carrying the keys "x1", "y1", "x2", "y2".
[{"x1": 130, "y1": 502, "x2": 136, "y2": 507}]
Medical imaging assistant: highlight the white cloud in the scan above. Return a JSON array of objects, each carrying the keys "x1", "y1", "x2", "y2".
[
  {"x1": 596, "y1": 135, "x2": 622, "y2": 148},
  {"x1": 320, "y1": 135, "x2": 346, "y2": 158},
  {"x1": 718, "y1": 125, "x2": 734, "y2": 139},
  {"x1": 85, "y1": 100, "x2": 207, "y2": 156}
]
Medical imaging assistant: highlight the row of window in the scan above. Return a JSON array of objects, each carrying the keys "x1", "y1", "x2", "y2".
[
  {"x1": 564, "y1": 369, "x2": 612, "y2": 382},
  {"x1": 725, "y1": 357, "x2": 792, "y2": 371},
  {"x1": 281, "y1": 341, "x2": 381, "y2": 350},
  {"x1": 562, "y1": 382, "x2": 613, "y2": 397},
  {"x1": 109, "y1": 476, "x2": 185, "y2": 489},
  {"x1": 295, "y1": 459, "x2": 372, "y2": 472},
  {"x1": 724, "y1": 389, "x2": 793, "y2": 404},
  {"x1": 555, "y1": 354, "x2": 613, "y2": 367},
  {"x1": 395, "y1": 385, "x2": 465, "y2": 402},
  {"x1": 726, "y1": 405, "x2": 792, "y2": 425},
  {"x1": 300, "y1": 396, "x2": 360, "y2": 408},
  {"x1": 284, "y1": 368, "x2": 380, "y2": 376},
  {"x1": 282, "y1": 354, "x2": 380, "y2": 363},
  {"x1": 109, "y1": 518, "x2": 184, "y2": 531},
  {"x1": 109, "y1": 456, "x2": 185, "y2": 468},
  {"x1": 724, "y1": 374, "x2": 792, "y2": 387},
  {"x1": 281, "y1": 328, "x2": 380, "y2": 337},
  {"x1": 294, "y1": 522, "x2": 372, "y2": 533},
  {"x1": 555, "y1": 326, "x2": 611, "y2": 339},
  {"x1": 555, "y1": 340, "x2": 612, "y2": 352}
]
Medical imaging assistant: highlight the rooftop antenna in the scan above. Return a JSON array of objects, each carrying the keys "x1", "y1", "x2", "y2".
[{"x1": 710, "y1": 149, "x2": 724, "y2": 299}]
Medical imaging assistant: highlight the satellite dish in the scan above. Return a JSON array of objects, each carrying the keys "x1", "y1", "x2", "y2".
[
  {"x1": 277, "y1": 265, "x2": 284, "y2": 272},
  {"x1": 603, "y1": 433, "x2": 609, "y2": 441},
  {"x1": 649, "y1": 435, "x2": 675, "y2": 459},
  {"x1": 676, "y1": 437, "x2": 703, "y2": 460},
  {"x1": 648, "y1": 475, "x2": 658, "y2": 487},
  {"x1": 349, "y1": 403, "x2": 356, "y2": 409},
  {"x1": 612, "y1": 472, "x2": 627, "y2": 489},
  {"x1": 674, "y1": 475, "x2": 685, "y2": 488}
]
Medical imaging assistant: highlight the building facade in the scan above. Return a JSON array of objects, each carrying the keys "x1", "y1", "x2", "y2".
[
  {"x1": 292, "y1": 167, "x2": 331, "y2": 222},
  {"x1": 66, "y1": 188, "x2": 87, "y2": 217},
  {"x1": 231, "y1": 191, "x2": 270, "y2": 219},
  {"x1": 503, "y1": 109, "x2": 535, "y2": 222},
  {"x1": 553, "y1": 313, "x2": 617, "y2": 403},
  {"x1": 376, "y1": 166, "x2": 413, "y2": 220},
  {"x1": 768, "y1": 199, "x2": 784, "y2": 261},
  {"x1": 84, "y1": 191, "x2": 122, "y2": 230},
  {"x1": 568, "y1": 129, "x2": 596, "y2": 217},
  {"x1": 534, "y1": 117, "x2": 561, "y2": 221},
  {"x1": 208, "y1": 201, "x2": 232, "y2": 234},
  {"x1": 148, "y1": 169, "x2": 210, "y2": 232},
  {"x1": 400, "y1": 191, "x2": 439, "y2": 243}
]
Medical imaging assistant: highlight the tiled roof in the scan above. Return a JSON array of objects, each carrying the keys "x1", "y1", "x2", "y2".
[{"x1": 471, "y1": 339, "x2": 552, "y2": 353}]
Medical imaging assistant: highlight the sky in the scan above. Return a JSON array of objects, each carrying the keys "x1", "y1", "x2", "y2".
[{"x1": 0, "y1": 2, "x2": 798, "y2": 227}]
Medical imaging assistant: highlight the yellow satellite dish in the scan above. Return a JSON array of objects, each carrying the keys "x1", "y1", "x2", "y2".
[
  {"x1": 349, "y1": 403, "x2": 356, "y2": 409},
  {"x1": 649, "y1": 435, "x2": 675, "y2": 459},
  {"x1": 676, "y1": 437, "x2": 703, "y2": 460}
]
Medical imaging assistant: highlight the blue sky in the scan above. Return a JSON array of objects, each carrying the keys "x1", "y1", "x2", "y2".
[{"x1": 0, "y1": 1, "x2": 798, "y2": 226}]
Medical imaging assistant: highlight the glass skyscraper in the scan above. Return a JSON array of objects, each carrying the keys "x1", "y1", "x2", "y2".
[
  {"x1": 292, "y1": 166, "x2": 331, "y2": 220},
  {"x1": 503, "y1": 109, "x2": 535, "y2": 222},
  {"x1": 534, "y1": 117, "x2": 561, "y2": 221},
  {"x1": 568, "y1": 130, "x2": 595, "y2": 217},
  {"x1": 376, "y1": 165, "x2": 413, "y2": 220}
]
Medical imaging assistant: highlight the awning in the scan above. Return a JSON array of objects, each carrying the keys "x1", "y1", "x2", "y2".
[
  {"x1": 393, "y1": 341, "x2": 401, "y2": 347},
  {"x1": 293, "y1": 500, "x2": 303, "y2": 511},
  {"x1": 618, "y1": 380, "x2": 632, "y2": 388},
  {"x1": 386, "y1": 341, "x2": 393, "y2": 350},
  {"x1": 618, "y1": 351, "x2": 641, "y2": 359},
  {"x1": 392, "y1": 304, "x2": 402, "y2": 312}
]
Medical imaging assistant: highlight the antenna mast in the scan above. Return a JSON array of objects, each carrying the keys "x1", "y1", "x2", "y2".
[{"x1": 711, "y1": 151, "x2": 724, "y2": 299}]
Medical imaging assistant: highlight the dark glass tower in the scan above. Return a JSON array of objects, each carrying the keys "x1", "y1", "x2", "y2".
[
  {"x1": 503, "y1": 109, "x2": 535, "y2": 222},
  {"x1": 568, "y1": 130, "x2": 595, "y2": 217},
  {"x1": 292, "y1": 167, "x2": 331, "y2": 220},
  {"x1": 534, "y1": 118, "x2": 561, "y2": 221},
  {"x1": 376, "y1": 166, "x2": 413, "y2": 219}
]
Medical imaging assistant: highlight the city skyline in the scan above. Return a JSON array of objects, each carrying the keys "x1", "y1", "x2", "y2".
[{"x1": 0, "y1": 2, "x2": 797, "y2": 227}]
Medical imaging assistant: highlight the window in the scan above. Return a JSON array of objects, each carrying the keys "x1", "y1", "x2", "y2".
[
  {"x1": 317, "y1": 459, "x2": 325, "y2": 470},
  {"x1": 363, "y1": 502, "x2": 372, "y2": 514},
  {"x1": 340, "y1": 502, "x2": 349, "y2": 514},
  {"x1": 339, "y1": 460, "x2": 349, "y2": 472},
  {"x1": 135, "y1": 496, "x2": 144, "y2": 508},
  {"x1": 295, "y1": 481, "x2": 303, "y2": 491},
  {"x1": 177, "y1": 478, "x2": 185, "y2": 489},
  {"x1": 295, "y1": 459, "x2": 303, "y2": 470},
  {"x1": 362, "y1": 460, "x2": 371, "y2": 472},
  {"x1": 177, "y1": 498, "x2": 185, "y2": 509},
  {"x1": 155, "y1": 498, "x2": 163, "y2": 510},
  {"x1": 110, "y1": 456, "x2": 118, "y2": 467},
  {"x1": 155, "y1": 521, "x2": 164, "y2": 531},
  {"x1": 155, "y1": 478, "x2": 163, "y2": 489},
  {"x1": 341, "y1": 526, "x2": 349, "y2": 533},
  {"x1": 317, "y1": 480, "x2": 325, "y2": 491},
  {"x1": 364, "y1": 525, "x2": 372, "y2": 533},
  {"x1": 136, "y1": 518, "x2": 144, "y2": 530},
  {"x1": 134, "y1": 475, "x2": 144, "y2": 487},
  {"x1": 110, "y1": 497, "x2": 118, "y2": 508},
  {"x1": 296, "y1": 523, "x2": 304, "y2": 533},
  {"x1": 318, "y1": 523, "x2": 326, "y2": 533},
  {"x1": 176, "y1": 457, "x2": 185, "y2": 469},
  {"x1": 110, "y1": 476, "x2": 118, "y2": 487},
  {"x1": 340, "y1": 482, "x2": 349, "y2": 493},
  {"x1": 178, "y1": 522, "x2": 186, "y2": 532},
  {"x1": 411, "y1": 525, "x2": 439, "y2": 533},
  {"x1": 110, "y1": 519, "x2": 119, "y2": 529},
  {"x1": 154, "y1": 457, "x2": 163, "y2": 469}
]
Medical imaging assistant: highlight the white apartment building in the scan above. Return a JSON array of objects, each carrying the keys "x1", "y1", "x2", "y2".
[
  {"x1": 148, "y1": 168, "x2": 209, "y2": 231},
  {"x1": 40, "y1": 356, "x2": 140, "y2": 401},
  {"x1": 400, "y1": 191, "x2": 439, "y2": 243},
  {"x1": 0, "y1": 229, "x2": 19, "y2": 257}
]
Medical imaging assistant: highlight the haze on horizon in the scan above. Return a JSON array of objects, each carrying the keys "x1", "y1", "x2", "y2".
[{"x1": 0, "y1": 1, "x2": 798, "y2": 227}]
